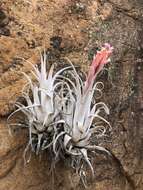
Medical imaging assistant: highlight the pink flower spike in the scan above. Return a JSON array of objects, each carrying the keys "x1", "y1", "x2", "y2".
[
  {"x1": 86, "y1": 43, "x2": 113, "y2": 88},
  {"x1": 104, "y1": 43, "x2": 114, "y2": 51}
]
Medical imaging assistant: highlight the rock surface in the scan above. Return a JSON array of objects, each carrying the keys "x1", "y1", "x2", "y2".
[{"x1": 0, "y1": 0, "x2": 143, "y2": 189}]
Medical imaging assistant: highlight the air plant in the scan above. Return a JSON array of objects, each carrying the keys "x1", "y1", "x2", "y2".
[
  {"x1": 52, "y1": 43, "x2": 113, "y2": 183},
  {"x1": 7, "y1": 53, "x2": 70, "y2": 157},
  {"x1": 8, "y1": 43, "x2": 113, "y2": 185}
]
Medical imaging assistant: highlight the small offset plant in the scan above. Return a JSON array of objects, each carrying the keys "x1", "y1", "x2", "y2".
[{"x1": 8, "y1": 43, "x2": 113, "y2": 185}]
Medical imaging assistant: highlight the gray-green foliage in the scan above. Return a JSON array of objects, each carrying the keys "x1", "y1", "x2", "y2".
[{"x1": 8, "y1": 52, "x2": 111, "y2": 185}]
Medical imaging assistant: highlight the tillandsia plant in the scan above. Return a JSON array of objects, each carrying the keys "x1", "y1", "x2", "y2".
[
  {"x1": 53, "y1": 43, "x2": 113, "y2": 183},
  {"x1": 7, "y1": 53, "x2": 71, "y2": 157},
  {"x1": 7, "y1": 43, "x2": 113, "y2": 186}
]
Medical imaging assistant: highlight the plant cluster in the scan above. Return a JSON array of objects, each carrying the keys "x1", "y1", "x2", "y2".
[{"x1": 8, "y1": 43, "x2": 113, "y2": 185}]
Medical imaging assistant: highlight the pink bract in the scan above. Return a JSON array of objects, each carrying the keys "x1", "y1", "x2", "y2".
[{"x1": 86, "y1": 43, "x2": 113, "y2": 89}]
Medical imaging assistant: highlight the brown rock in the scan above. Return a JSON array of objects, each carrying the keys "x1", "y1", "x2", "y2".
[{"x1": 0, "y1": 0, "x2": 143, "y2": 189}]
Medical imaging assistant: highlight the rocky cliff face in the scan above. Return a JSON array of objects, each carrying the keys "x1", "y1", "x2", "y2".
[{"x1": 0, "y1": 0, "x2": 143, "y2": 189}]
